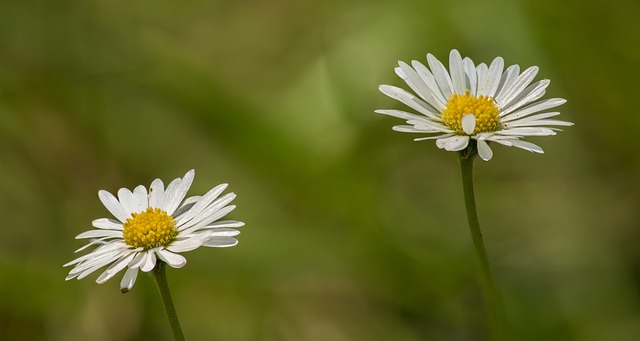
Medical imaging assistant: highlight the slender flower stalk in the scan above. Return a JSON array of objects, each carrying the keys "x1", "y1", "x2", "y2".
[
  {"x1": 458, "y1": 141, "x2": 509, "y2": 340},
  {"x1": 376, "y1": 49, "x2": 572, "y2": 337},
  {"x1": 153, "y1": 261, "x2": 185, "y2": 341}
]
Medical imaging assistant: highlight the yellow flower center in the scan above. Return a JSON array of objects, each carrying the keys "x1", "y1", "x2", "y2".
[
  {"x1": 122, "y1": 208, "x2": 177, "y2": 249},
  {"x1": 441, "y1": 90, "x2": 501, "y2": 135}
]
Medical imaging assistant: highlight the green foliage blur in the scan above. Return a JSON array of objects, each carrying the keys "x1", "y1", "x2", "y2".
[{"x1": 1, "y1": 0, "x2": 639, "y2": 340}]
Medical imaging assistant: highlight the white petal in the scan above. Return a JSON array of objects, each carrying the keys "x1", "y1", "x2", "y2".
[
  {"x1": 176, "y1": 183, "x2": 228, "y2": 226},
  {"x1": 376, "y1": 109, "x2": 450, "y2": 132},
  {"x1": 393, "y1": 123, "x2": 451, "y2": 134},
  {"x1": 120, "y1": 267, "x2": 139, "y2": 293},
  {"x1": 504, "y1": 119, "x2": 573, "y2": 127},
  {"x1": 98, "y1": 190, "x2": 127, "y2": 222},
  {"x1": 140, "y1": 252, "x2": 157, "y2": 272},
  {"x1": 206, "y1": 220, "x2": 245, "y2": 228},
  {"x1": 427, "y1": 53, "x2": 454, "y2": 99},
  {"x1": 483, "y1": 135, "x2": 517, "y2": 146},
  {"x1": 92, "y1": 218, "x2": 123, "y2": 230},
  {"x1": 163, "y1": 170, "x2": 195, "y2": 215},
  {"x1": 406, "y1": 118, "x2": 451, "y2": 132},
  {"x1": 510, "y1": 140, "x2": 544, "y2": 153},
  {"x1": 413, "y1": 133, "x2": 453, "y2": 141},
  {"x1": 436, "y1": 136, "x2": 470, "y2": 151},
  {"x1": 64, "y1": 242, "x2": 126, "y2": 267},
  {"x1": 463, "y1": 57, "x2": 477, "y2": 96},
  {"x1": 172, "y1": 195, "x2": 202, "y2": 219},
  {"x1": 178, "y1": 193, "x2": 237, "y2": 230},
  {"x1": 149, "y1": 178, "x2": 165, "y2": 209},
  {"x1": 207, "y1": 228, "x2": 241, "y2": 237},
  {"x1": 379, "y1": 85, "x2": 441, "y2": 120},
  {"x1": 182, "y1": 196, "x2": 202, "y2": 206},
  {"x1": 73, "y1": 250, "x2": 127, "y2": 280},
  {"x1": 495, "y1": 64, "x2": 521, "y2": 103},
  {"x1": 476, "y1": 139, "x2": 493, "y2": 161},
  {"x1": 449, "y1": 50, "x2": 466, "y2": 94},
  {"x1": 132, "y1": 185, "x2": 149, "y2": 212},
  {"x1": 401, "y1": 61, "x2": 448, "y2": 111},
  {"x1": 397, "y1": 61, "x2": 441, "y2": 112},
  {"x1": 497, "y1": 127, "x2": 556, "y2": 136},
  {"x1": 501, "y1": 98, "x2": 567, "y2": 121},
  {"x1": 506, "y1": 111, "x2": 561, "y2": 122},
  {"x1": 163, "y1": 178, "x2": 182, "y2": 211},
  {"x1": 203, "y1": 236, "x2": 238, "y2": 248},
  {"x1": 66, "y1": 249, "x2": 122, "y2": 276},
  {"x1": 166, "y1": 238, "x2": 206, "y2": 253},
  {"x1": 74, "y1": 237, "x2": 109, "y2": 253},
  {"x1": 75, "y1": 260, "x2": 115, "y2": 280},
  {"x1": 479, "y1": 56, "x2": 504, "y2": 97},
  {"x1": 117, "y1": 188, "x2": 138, "y2": 216},
  {"x1": 461, "y1": 114, "x2": 476, "y2": 135},
  {"x1": 157, "y1": 250, "x2": 187, "y2": 268},
  {"x1": 179, "y1": 205, "x2": 237, "y2": 235},
  {"x1": 500, "y1": 80, "x2": 550, "y2": 115},
  {"x1": 96, "y1": 252, "x2": 136, "y2": 284},
  {"x1": 476, "y1": 63, "x2": 488, "y2": 93},
  {"x1": 375, "y1": 109, "x2": 426, "y2": 121},
  {"x1": 392, "y1": 125, "x2": 434, "y2": 133},
  {"x1": 75, "y1": 229, "x2": 123, "y2": 239},
  {"x1": 496, "y1": 66, "x2": 539, "y2": 108},
  {"x1": 411, "y1": 60, "x2": 448, "y2": 109},
  {"x1": 490, "y1": 139, "x2": 514, "y2": 147},
  {"x1": 128, "y1": 252, "x2": 146, "y2": 268}
]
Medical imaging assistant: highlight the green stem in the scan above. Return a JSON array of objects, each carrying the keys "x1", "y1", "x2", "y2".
[
  {"x1": 458, "y1": 141, "x2": 509, "y2": 340},
  {"x1": 152, "y1": 261, "x2": 186, "y2": 341}
]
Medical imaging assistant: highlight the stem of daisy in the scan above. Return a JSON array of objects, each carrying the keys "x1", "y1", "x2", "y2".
[
  {"x1": 458, "y1": 141, "x2": 509, "y2": 340},
  {"x1": 152, "y1": 261, "x2": 186, "y2": 341}
]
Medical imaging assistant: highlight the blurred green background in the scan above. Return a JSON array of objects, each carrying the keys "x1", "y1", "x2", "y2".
[{"x1": 1, "y1": 0, "x2": 639, "y2": 340}]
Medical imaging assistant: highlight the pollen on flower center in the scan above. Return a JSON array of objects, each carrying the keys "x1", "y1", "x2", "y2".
[
  {"x1": 441, "y1": 90, "x2": 501, "y2": 135},
  {"x1": 122, "y1": 207, "x2": 177, "y2": 249}
]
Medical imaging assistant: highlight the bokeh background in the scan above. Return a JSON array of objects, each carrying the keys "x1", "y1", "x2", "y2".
[{"x1": 1, "y1": 0, "x2": 639, "y2": 340}]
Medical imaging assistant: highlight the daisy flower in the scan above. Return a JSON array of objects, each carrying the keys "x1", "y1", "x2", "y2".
[
  {"x1": 376, "y1": 49, "x2": 573, "y2": 161},
  {"x1": 64, "y1": 169, "x2": 243, "y2": 293}
]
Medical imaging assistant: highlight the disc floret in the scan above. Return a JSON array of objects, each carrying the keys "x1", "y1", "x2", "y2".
[
  {"x1": 122, "y1": 207, "x2": 178, "y2": 249},
  {"x1": 442, "y1": 90, "x2": 501, "y2": 135}
]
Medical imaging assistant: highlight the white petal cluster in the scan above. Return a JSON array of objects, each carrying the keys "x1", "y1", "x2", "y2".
[
  {"x1": 377, "y1": 49, "x2": 573, "y2": 161},
  {"x1": 65, "y1": 170, "x2": 243, "y2": 292}
]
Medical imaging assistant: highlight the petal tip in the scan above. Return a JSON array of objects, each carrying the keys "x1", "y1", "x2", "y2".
[
  {"x1": 461, "y1": 114, "x2": 476, "y2": 135},
  {"x1": 477, "y1": 140, "x2": 494, "y2": 161}
]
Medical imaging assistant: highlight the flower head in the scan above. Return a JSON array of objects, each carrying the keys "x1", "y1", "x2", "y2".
[
  {"x1": 64, "y1": 170, "x2": 243, "y2": 292},
  {"x1": 376, "y1": 49, "x2": 573, "y2": 161}
]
